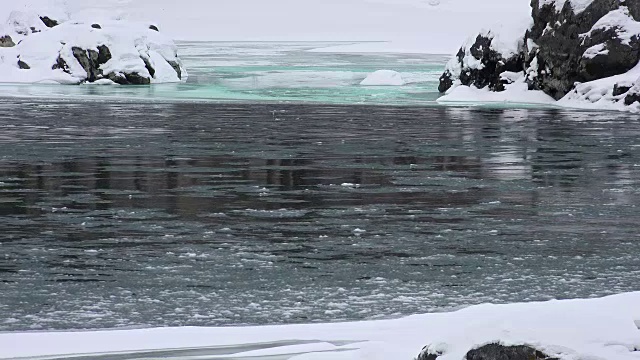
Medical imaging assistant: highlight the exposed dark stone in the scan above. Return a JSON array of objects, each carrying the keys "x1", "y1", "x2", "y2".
[
  {"x1": 624, "y1": 88, "x2": 640, "y2": 105},
  {"x1": 416, "y1": 347, "x2": 440, "y2": 360},
  {"x1": 438, "y1": 70, "x2": 454, "y2": 93},
  {"x1": 29, "y1": 26, "x2": 41, "y2": 34},
  {"x1": 141, "y1": 56, "x2": 156, "y2": 78},
  {"x1": 438, "y1": 33, "x2": 524, "y2": 93},
  {"x1": 149, "y1": 25, "x2": 159, "y2": 31},
  {"x1": 52, "y1": 56, "x2": 69, "y2": 72},
  {"x1": 91, "y1": 23, "x2": 102, "y2": 29},
  {"x1": 71, "y1": 45, "x2": 113, "y2": 82},
  {"x1": 623, "y1": 0, "x2": 640, "y2": 21},
  {"x1": 578, "y1": 27, "x2": 640, "y2": 83},
  {"x1": 18, "y1": 59, "x2": 30, "y2": 69},
  {"x1": 525, "y1": 0, "x2": 637, "y2": 99},
  {"x1": 167, "y1": 60, "x2": 182, "y2": 80},
  {"x1": 0, "y1": 35, "x2": 15, "y2": 48},
  {"x1": 124, "y1": 72, "x2": 151, "y2": 85},
  {"x1": 39, "y1": 16, "x2": 59, "y2": 28},
  {"x1": 613, "y1": 83, "x2": 632, "y2": 96},
  {"x1": 105, "y1": 72, "x2": 151, "y2": 85},
  {"x1": 96, "y1": 45, "x2": 112, "y2": 64},
  {"x1": 466, "y1": 344, "x2": 559, "y2": 360}
]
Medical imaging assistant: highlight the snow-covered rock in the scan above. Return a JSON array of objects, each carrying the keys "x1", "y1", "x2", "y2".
[
  {"x1": 439, "y1": 0, "x2": 640, "y2": 112},
  {"x1": 438, "y1": 30, "x2": 525, "y2": 93},
  {"x1": 0, "y1": 10, "x2": 186, "y2": 84},
  {"x1": 360, "y1": 70, "x2": 406, "y2": 86}
]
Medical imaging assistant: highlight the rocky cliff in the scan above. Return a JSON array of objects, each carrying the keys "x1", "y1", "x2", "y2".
[{"x1": 439, "y1": 0, "x2": 640, "y2": 110}]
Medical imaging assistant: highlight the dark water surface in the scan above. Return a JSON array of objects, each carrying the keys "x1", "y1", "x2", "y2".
[{"x1": 1, "y1": 100, "x2": 639, "y2": 331}]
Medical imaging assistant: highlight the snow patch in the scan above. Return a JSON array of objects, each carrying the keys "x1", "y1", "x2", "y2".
[
  {"x1": 438, "y1": 75, "x2": 555, "y2": 105},
  {"x1": 582, "y1": 7, "x2": 640, "y2": 46},
  {"x1": 539, "y1": 0, "x2": 596, "y2": 14}
]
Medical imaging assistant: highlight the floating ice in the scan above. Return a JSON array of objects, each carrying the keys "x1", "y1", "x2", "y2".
[{"x1": 360, "y1": 70, "x2": 406, "y2": 86}]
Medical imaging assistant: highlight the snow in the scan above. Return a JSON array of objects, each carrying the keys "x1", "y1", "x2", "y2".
[
  {"x1": 539, "y1": 0, "x2": 596, "y2": 14},
  {"x1": 559, "y1": 62, "x2": 640, "y2": 112},
  {"x1": 438, "y1": 76, "x2": 556, "y2": 106},
  {"x1": 360, "y1": 70, "x2": 406, "y2": 86},
  {"x1": 583, "y1": 43, "x2": 609, "y2": 59},
  {"x1": 1, "y1": 0, "x2": 532, "y2": 55},
  {"x1": 0, "y1": 292, "x2": 639, "y2": 360},
  {"x1": 582, "y1": 7, "x2": 640, "y2": 46}
]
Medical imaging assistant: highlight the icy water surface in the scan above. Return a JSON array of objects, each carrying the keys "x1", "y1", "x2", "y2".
[
  {"x1": 0, "y1": 42, "x2": 446, "y2": 104},
  {"x1": 1, "y1": 100, "x2": 640, "y2": 331}
]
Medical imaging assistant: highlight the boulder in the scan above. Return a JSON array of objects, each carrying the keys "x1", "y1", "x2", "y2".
[
  {"x1": 149, "y1": 25, "x2": 159, "y2": 32},
  {"x1": 466, "y1": 344, "x2": 558, "y2": 360},
  {"x1": 525, "y1": 1, "x2": 640, "y2": 99},
  {"x1": 71, "y1": 45, "x2": 112, "y2": 82},
  {"x1": 0, "y1": 35, "x2": 15, "y2": 47},
  {"x1": 624, "y1": 83, "x2": 640, "y2": 105},
  {"x1": 416, "y1": 343, "x2": 558, "y2": 360},
  {"x1": 39, "y1": 16, "x2": 59, "y2": 28},
  {"x1": 439, "y1": 0, "x2": 640, "y2": 110},
  {"x1": 438, "y1": 32, "x2": 524, "y2": 93},
  {"x1": 17, "y1": 59, "x2": 30, "y2": 69},
  {"x1": 1, "y1": 16, "x2": 187, "y2": 85},
  {"x1": 416, "y1": 347, "x2": 440, "y2": 360}
]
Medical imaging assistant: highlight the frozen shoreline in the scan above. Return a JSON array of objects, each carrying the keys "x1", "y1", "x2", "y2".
[{"x1": 2, "y1": 292, "x2": 639, "y2": 360}]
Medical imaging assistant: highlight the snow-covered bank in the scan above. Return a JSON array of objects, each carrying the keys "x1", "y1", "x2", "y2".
[
  {"x1": 438, "y1": 0, "x2": 640, "y2": 112},
  {"x1": 0, "y1": 7, "x2": 186, "y2": 84},
  {"x1": 2, "y1": 0, "x2": 531, "y2": 55},
  {"x1": 1, "y1": 292, "x2": 639, "y2": 360}
]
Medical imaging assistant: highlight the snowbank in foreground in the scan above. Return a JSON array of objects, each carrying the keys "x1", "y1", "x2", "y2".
[
  {"x1": 360, "y1": 70, "x2": 406, "y2": 86},
  {"x1": 1, "y1": 292, "x2": 639, "y2": 360},
  {"x1": 0, "y1": 8, "x2": 186, "y2": 84}
]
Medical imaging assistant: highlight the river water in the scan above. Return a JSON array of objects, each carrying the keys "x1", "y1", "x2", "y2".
[{"x1": 1, "y1": 98, "x2": 639, "y2": 331}]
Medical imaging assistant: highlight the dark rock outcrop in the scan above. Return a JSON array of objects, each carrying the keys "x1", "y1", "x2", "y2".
[
  {"x1": 52, "y1": 56, "x2": 69, "y2": 72},
  {"x1": 18, "y1": 59, "x2": 30, "y2": 69},
  {"x1": 71, "y1": 45, "x2": 112, "y2": 82},
  {"x1": 438, "y1": 33, "x2": 524, "y2": 93},
  {"x1": 439, "y1": 0, "x2": 640, "y2": 106},
  {"x1": 417, "y1": 344, "x2": 558, "y2": 360},
  {"x1": 105, "y1": 72, "x2": 151, "y2": 85},
  {"x1": 624, "y1": 86, "x2": 640, "y2": 105},
  {"x1": 167, "y1": 60, "x2": 182, "y2": 80},
  {"x1": 39, "y1": 16, "x2": 59, "y2": 28},
  {"x1": 0, "y1": 35, "x2": 15, "y2": 47},
  {"x1": 91, "y1": 23, "x2": 102, "y2": 29},
  {"x1": 527, "y1": 0, "x2": 640, "y2": 99},
  {"x1": 149, "y1": 25, "x2": 159, "y2": 32},
  {"x1": 62, "y1": 45, "x2": 155, "y2": 84},
  {"x1": 466, "y1": 344, "x2": 558, "y2": 360},
  {"x1": 416, "y1": 347, "x2": 440, "y2": 360}
]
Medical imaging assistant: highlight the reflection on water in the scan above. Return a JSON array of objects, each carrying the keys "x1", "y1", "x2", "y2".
[{"x1": 1, "y1": 100, "x2": 639, "y2": 330}]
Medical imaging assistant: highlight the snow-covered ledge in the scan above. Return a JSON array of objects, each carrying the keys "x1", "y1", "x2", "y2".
[{"x1": 0, "y1": 10, "x2": 186, "y2": 85}]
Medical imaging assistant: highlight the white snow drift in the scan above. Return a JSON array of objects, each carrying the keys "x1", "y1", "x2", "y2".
[
  {"x1": 0, "y1": 8, "x2": 186, "y2": 84},
  {"x1": 0, "y1": 292, "x2": 639, "y2": 360}
]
